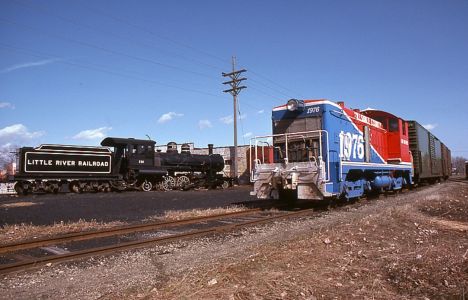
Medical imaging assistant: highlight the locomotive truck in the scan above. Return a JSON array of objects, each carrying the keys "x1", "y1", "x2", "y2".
[
  {"x1": 11, "y1": 137, "x2": 227, "y2": 194},
  {"x1": 249, "y1": 99, "x2": 451, "y2": 201}
]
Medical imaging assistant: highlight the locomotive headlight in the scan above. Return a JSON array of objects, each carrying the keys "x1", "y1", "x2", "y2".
[{"x1": 287, "y1": 99, "x2": 305, "y2": 112}]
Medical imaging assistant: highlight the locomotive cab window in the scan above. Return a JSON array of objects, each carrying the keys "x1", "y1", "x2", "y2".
[
  {"x1": 389, "y1": 118, "x2": 399, "y2": 132},
  {"x1": 373, "y1": 117, "x2": 387, "y2": 130},
  {"x1": 126, "y1": 145, "x2": 136, "y2": 155},
  {"x1": 138, "y1": 145, "x2": 146, "y2": 154}
]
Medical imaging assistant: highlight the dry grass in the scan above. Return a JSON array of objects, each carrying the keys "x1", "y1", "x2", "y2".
[
  {"x1": 0, "y1": 201, "x2": 41, "y2": 208},
  {"x1": 153, "y1": 185, "x2": 468, "y2": 300},
  {"x1": 0, "y1": 205, "x2": 250, "y2": 245},
  {"x1": 145, "y1": 205, "x2": 249, "y2": 222},
  {"x1": 0, "y1": 219, "x2": 126, "y2": 244}
]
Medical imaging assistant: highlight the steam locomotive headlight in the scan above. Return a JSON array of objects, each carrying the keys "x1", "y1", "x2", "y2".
[{"x1": 287, "y1": 99, "x2": 304, "y2": 112}]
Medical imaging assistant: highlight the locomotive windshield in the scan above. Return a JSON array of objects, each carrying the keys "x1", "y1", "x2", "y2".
[
  {"x1": 273, "y1": 137, "x2": 321, "y2": 163},
  {"x1": 271, "y1": 116, "x2": 322, "y2": 164}
]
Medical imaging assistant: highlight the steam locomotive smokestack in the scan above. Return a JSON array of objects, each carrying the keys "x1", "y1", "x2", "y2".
[{"x1": 208, "y1": 144, "x2": 213, "y2": 155}]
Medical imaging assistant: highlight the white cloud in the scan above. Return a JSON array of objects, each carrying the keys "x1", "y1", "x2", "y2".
[
  {"x1": 243, "y1": 132, "x2": 253, "y2": 138},
  {"x1": 157, "y1": 112, "x2": 184, "y2": 124},
  {"x1": 0, "y1": 124, "x2": 45, "y2": 148},
  {"x1": 219, "y1": 115, "x2": 233, "y2": 124},
  {"x1": 423, "y1": 123, "x2": 438, "y2": 130},
  {"x1": 0, "y1": 124, "x2": 44, "y2": 141},
  {"x1": 220, "y1": 114, "x2": 246, "y2": 124},
  {"x1": 198, "y1": 119, "x2": 212, "y2": 130},
  {"x1": 0, "y1": 102, "x2": 14, "y2": 109},
  {"x1": 73, "y1": 127, "x2": 112, "y2": 140},
  {"x1": 0, "y1": 59, "x2": 59, "y2": 73},
  {"x1": 257, "y1": 109, "x2": 264, "y2": 114}
]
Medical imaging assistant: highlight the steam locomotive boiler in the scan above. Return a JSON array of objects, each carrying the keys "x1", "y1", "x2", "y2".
[
  {"x1": 153, "y1": 142, "x2": 226, "y2": 190},
  {"x1": 11, "y1": 137, "x2": 228, "y2": 194}
]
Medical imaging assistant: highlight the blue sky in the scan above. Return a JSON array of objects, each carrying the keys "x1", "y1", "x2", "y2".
[{"x1": 1, "y1": 0, "x2": 467, "y2": 157}]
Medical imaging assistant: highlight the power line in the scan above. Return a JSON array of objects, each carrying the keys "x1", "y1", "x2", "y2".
[
  {"x1": 0, "y1": 43, "x2": 224, "y2": 98},
  {"x1": 5, "y1": 4, "x2": 301, "y2": 105},
  {"x1": 0, "y1": 18, "x2": 217, "y2": 80},
  {"x1": 1, "y1": 9, "x2": 302, "y2": 113},
  {"x1": 11, "y1": 0, "x2": 225, "y2": 73},
  {"x1": 247, "y1": 68, "x2": 306, "y2": 99},
  {"x1": 54, "y1": 1, "x2": 302, "y2": 102},
  {"x1": 249, "y1": 77, "x2": 294, "y2": 99},
  {"x1": 79, "y1": 3, "x2": 230, "y2": 67}
]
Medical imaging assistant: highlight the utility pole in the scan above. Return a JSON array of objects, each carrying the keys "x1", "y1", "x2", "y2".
[{"x1": 222, "y1": 56, "x2": 247, "y2": 182}]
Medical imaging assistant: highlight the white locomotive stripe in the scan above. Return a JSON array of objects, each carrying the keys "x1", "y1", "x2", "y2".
[
  {"x1": 341, "y1": 161, "x2": 411, "y2": 169},
  {"x1": 272, "y1": 99, "x2": 342, "y2": 111},
  {"x1": 37, "y1": 144, "x2": 111, "y2": 154}
]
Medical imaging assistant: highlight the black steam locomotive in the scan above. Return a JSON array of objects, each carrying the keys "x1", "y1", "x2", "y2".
[{"x1": 11, "y1": 137, "x2": 228, "y2": 194}]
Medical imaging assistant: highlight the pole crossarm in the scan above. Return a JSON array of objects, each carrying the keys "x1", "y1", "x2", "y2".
[{"x1": 222, "y1": 69, "x2": 246, "y2": 77}]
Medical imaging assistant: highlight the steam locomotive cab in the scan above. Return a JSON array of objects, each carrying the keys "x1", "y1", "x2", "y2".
[{"x1": 101, "y1": 137, "x2": 167, "y2": 190}]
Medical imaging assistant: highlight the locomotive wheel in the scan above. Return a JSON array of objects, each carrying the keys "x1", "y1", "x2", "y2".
[
  {"x1": 165, "y1": 176, "x2": 176, "y2": 190},
  {"x1": 14, "y1": 182, "x2": 28, "y2": 195},
  {"x1": 70, "y1": 182, "x2": 82, "y2": 193},
  {"x1": 159, "y1": 180, "x2": 170, "y2": 191},
  {"x1": 221, "y1": 180, "x2": 230, "y2": 189},
  {"x1": 140, "y1": 180, "x2": 153, "y2": 192},
  {"x1": 176, "y1": 176, "x2": 190, "y2": 188}
]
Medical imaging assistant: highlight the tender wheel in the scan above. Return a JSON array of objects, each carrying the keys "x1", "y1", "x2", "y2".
[
  {"x1": 70, "y1": 182, "x2": 82, "y2": 193},
  {"x1": 140, "y1": 180, "x2": 153, "y2": 192},
  {"x1": 14, "y1": 182, "x2": 28, "y2": 195},
  {"x1": 176, "y1": 176, "x2": 190, "y2": 189}
]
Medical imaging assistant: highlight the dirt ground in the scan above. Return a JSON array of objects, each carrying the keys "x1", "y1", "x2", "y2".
[{"x1": 1, "y1": 180, "x2": 467, "y2": 299}]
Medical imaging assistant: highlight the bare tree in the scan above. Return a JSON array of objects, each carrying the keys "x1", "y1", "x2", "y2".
[
  {"x1": 451, "y1": 156, "x2": 467, "y2": 175},
  {"x1": 0, "y1": 144, "x2": 18, "y2": 171}
]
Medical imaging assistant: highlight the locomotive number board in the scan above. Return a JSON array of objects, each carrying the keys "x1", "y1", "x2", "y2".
[{"x1": 24, "y1": 152, "x2": 112, "y2": 173}]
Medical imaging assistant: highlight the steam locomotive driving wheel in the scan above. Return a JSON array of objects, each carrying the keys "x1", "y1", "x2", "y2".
[
  {"x1": 140, "y1": 180, "x2": 153, "y2": 192},
  {"x1": 176, "y1": 175, "x2": 190, "y2": 188}
]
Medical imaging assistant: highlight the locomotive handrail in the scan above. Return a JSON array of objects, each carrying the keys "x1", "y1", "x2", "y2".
[{"x1": 250, "y1": 130, "x2": 330, "y2": 182}]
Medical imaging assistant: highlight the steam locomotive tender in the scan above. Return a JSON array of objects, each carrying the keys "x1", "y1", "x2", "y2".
[
  {"x1": 12, "y1": 137, "x2": 226, "y2": 194},
  {"x1": 250, "y1": 99, "x2": 451, "y2": 201}
]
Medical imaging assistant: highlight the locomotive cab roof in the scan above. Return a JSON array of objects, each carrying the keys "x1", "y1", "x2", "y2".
[{"x1": 101, "y1": 137, "x2": 156, "y2": 147}]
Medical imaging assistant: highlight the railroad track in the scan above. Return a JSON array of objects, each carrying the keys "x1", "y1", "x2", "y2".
[
  {"x1": 0, "y1": 207, "x2": 316, "y2": 275},
  {"x1": 447, "y1": 177, "x2": 468, "y2": 184},
  {"x1": 1, "y1": 179, "x2": 458, "y2": 275}
]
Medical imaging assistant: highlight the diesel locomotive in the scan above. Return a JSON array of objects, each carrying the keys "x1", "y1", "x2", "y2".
[
  {"x1": 249, "y1": 99, "x2": 451, "y2": 201},
  {"x1": 11, "y1": 137, "x2": 227, "y2": 194}
]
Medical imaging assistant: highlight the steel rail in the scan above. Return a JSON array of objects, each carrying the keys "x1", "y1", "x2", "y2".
[
  {"x1": 0, "y1": 208, "x2": 316, "y2": 274},
  {"x1": 0, "y1": 208, "x2": 264, "y2": 254}
]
